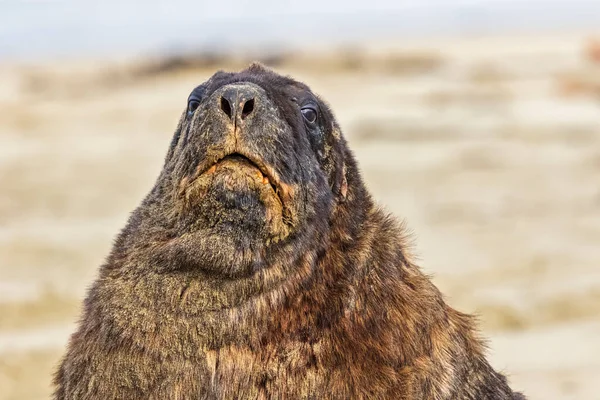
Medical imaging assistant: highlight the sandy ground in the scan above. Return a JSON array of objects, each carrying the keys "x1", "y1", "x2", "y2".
[{"x1": 1, "y1": 33, "x2": 599, "y2": 399}]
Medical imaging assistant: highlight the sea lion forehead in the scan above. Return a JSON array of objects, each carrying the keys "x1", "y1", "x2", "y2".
[{"x1": 197, "y1": 64, "x2": 312, "y2": 103}]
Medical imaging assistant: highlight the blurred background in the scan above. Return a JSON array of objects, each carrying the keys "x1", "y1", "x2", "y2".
[{"x1": 1, "y1": 1, "x2": 600, "y2": 399}]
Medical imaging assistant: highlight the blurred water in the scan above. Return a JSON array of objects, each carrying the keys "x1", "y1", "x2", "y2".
[{"x1": 1, "y1": 0, "x2": 599, "y2": 60}]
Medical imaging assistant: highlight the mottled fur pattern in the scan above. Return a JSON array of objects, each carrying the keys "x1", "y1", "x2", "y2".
[{"x1": 54, "y1": 64, "x2": 525, "y2": 399}]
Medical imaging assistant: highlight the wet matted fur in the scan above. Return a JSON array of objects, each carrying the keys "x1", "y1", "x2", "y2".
[{"x1": 54, "y1": 63, "x2": 526, "y2": 399}]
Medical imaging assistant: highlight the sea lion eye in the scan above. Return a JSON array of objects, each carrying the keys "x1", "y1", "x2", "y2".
[
  {"x1": 188, "y1": 99, "x2": 201, "y2": 116},
  {"x1": 301, "y1": 107, "x2": 318, "y2": 124}
]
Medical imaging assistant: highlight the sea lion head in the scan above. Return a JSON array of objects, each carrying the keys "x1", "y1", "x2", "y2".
[{"x1": 144, "y1": 63, "x2": 351, "y2": 277}]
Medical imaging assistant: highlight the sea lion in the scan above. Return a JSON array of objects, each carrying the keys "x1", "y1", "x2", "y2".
[{"x1": 54, "y1": 63, "x2": 525, "y2": 399}]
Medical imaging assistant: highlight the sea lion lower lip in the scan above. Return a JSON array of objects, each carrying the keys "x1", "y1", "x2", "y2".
[
  {"x1": 199, "y1": 153, "x2": 280, "y2": 196},
  {"x1": 214, "y1": 154, "x2": 264, "y2": 177}
]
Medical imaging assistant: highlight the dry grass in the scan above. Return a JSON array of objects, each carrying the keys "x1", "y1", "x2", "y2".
[
  {"x1": 0, "y1": 350, "x2": 62, "y2": 400},
  {"x1": 472, "y1": 289, "x2": 600, "y2": 332},
  {"x1": 0, "y1": 292, "x2": 80, "y2": 331}
]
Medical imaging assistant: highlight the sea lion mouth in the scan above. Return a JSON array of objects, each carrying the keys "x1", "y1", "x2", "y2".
[
  {"x1": 184, "y1": 151, "x2": 293, "y2": 213},
  {"x1": 204, "y1": 153, "x2": 279, "y2": 194}
]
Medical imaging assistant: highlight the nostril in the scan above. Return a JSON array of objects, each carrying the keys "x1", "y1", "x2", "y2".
[
  {"x1": 220, "y1": 96, "x2": 233, "y2": 119},
  {"x1": 241, "y1": 98, "x2": 255, "y2": 119}
]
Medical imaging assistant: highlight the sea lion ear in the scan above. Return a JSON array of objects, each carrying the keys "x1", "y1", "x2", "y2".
[
  {"x1": 330, "y1": 124, "x2": 348, "y2": 202},
  {"x1": 338, "y1": 164, "x2": 348, "y2": 202}
]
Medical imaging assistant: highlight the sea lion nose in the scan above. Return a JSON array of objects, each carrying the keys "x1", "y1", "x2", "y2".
[{"x1": 219, "y1": 87, "x2": 256, "y2": 121}]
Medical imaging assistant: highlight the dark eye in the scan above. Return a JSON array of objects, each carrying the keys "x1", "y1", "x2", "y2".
[
  {"x1": 188, "y1": 99, "x2": 200, "y2": 116},
  {"x1": 301, "y1": 107, "x2": 318, "y2": 124}
]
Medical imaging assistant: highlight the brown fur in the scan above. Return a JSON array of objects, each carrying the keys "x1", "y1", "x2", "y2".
[{"x1": 54, "y1": 64, "x2": 525, "y2": 399}]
